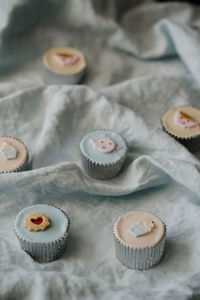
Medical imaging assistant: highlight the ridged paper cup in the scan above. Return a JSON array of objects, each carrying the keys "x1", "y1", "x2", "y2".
[
  {"x1": 80, "y1": 130, "x2": 128, "y2": 180},
  {"x1": 162, "y1": 122, "x2": 200, "y2": 152},
  {"x1": 44, "y1": 68, "x2": 85, "y2": 85},
  {"x1": 113, "y1": 211, "x2": 166, "y2": 270},
  {"x1": 80, "y1": 149, "x2": 127, "y2": 180},
  {"x1": 14, "y1": 205, "x2": 70, "y2": 263}
]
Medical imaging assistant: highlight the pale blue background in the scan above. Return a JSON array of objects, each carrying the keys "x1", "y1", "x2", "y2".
[{"x1": 1, "y1": 0, "x2": 200, "y2": 299}]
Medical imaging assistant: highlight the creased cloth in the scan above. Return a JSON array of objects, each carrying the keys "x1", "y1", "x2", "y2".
[{"x1": 1, "y1": 1, "x2": 200, "y2": 299}]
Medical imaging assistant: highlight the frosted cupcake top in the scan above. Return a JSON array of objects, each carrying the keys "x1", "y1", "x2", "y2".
[
  {"x1": 80, "y1": 130, "x2": 127, "y2": 165},
  {"x1": 43, "y1": 46, "x2": 86, "y2": 75},
  {"x1": 162, "y1": 106, "x2": 200, "y2": 138},
  {"x1": 114, "y1": 211, "x2": 165, "y2": 249},
  {"x1": 0, "y1": 137, "x2": 28, "y2": 172},
  {"x1": 15, "y1": 205, "x2": 69, "y2": 243}
]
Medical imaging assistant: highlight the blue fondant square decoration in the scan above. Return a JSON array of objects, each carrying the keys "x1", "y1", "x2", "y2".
[
  {"x1": 2, "y1": 149, "x2": 17, "y2": 160},
  {"x1": 129, "y1": 224, "x2": 145, "y2": 238}
]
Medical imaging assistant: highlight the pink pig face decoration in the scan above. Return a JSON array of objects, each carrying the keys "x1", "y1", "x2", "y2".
[{"x1": 90, "y1": 137, "x2": 116, "y2": 153}]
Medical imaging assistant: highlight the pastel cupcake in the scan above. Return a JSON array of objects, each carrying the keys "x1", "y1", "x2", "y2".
[
  {"x1": 113, "y1": 211, "x2": 166, "y2": 270},
  {"x1": 80, "y1": 130, "x2": 127, "y2": 180},
  {"x1": 15, "y1": 205, "x2": 70, "y2": 263},
  {"x1": 0, "y1": 136, "x2": 28, "y2": 173},
  {"x1": 161, "y1": 106, "x2": 200, "y2": 152},
  {"x1": 43, "y1": 46, "x2": 87, "y2": 84}
]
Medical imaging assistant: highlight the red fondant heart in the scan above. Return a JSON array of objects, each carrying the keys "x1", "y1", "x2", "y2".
[{"x1": 31, "y1": 218, "x2": 43, "y2": 225}]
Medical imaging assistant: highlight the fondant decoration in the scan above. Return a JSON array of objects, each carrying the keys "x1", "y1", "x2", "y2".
[
  {"x1": 90, "y1": 138, "x2": 116, "y2": 153},
  {"x1": 24, "y1": 212, "x2": 51, "y2": 232},
  {"x1": 0, "y1": 140, "x2": 18, "y2": 160},
  {"x1": 174, "y1": 111, "x2": 199, "y2": 129},
  {"x1": 129, "y1": 221, "x2": 155, "y2": 238},
  {"x1": 53, "y1": 53, "x2": 79, "y2": 66}
]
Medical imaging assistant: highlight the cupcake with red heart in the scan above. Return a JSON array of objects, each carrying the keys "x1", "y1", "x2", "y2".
[
  {"x1": 43, "y1": 46, "x2": 87, "y2": 84},
  {"x1": 15, "y1": 205, "x2": 70, "y2": 263},
  {"x1": 80, "y1": 130, "x2": 127, "y2": 180},
  {"x1": 161, "y1": 106, "x2": 200, "y2": 152}
]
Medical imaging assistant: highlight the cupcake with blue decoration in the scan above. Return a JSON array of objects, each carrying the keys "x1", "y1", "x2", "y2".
[
  {"x1": 113, "y1": 211, "x2": 166, "y2": 270},
  {"x1": 80, "y1": 130, "x2": 127, "y2": 180},
  {"x1": 15, "y1": 205, "x2": 70, "y2": 263},
  {"x1": 0, "y1": 136, "x2": 28, "y2": 173}
]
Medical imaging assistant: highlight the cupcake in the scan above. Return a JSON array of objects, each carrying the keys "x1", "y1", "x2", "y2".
[
  {"x1": 80, "y1": 130, "x2": 127, "y2": 180},
  {"x1": 161, "y1": 106, "x2": 200, "y2": 152},
  {"x1": 0, "y1": 136, "x2": 28, "y2": 173},
  {"x1": 43, "y1": 46, "x2": 87, "y2": 84},
  {"x1": 15, "y1": 204, "x2": 70, "y2": 263},
  {"x1": 113, "y1": 211, "x2": 166, "y2": 270}
]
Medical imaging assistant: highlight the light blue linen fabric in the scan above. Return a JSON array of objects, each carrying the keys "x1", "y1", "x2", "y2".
[{"x1": 1, "y1": 0, "x2": 200, "y2": 299}]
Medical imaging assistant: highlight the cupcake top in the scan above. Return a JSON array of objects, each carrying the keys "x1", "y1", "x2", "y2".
[
  {"x1": 162, "y1": 106, "x2": 200, "y2": 138},
  {"x1": 114, "y1": 211, "x2": 165, "y2": 249},
  {"x1": 15, "y1": 205, "x2": 69, "y2": 243},
  {"x1": 43, "y1": 46, "x2": 86, "y2": 75},
  {"x1": 0, "y1": 136, "x2": 28, "y2": 173},
  {"x1": 80, "y1": 130, "x2": 127, "y2": 165}
]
